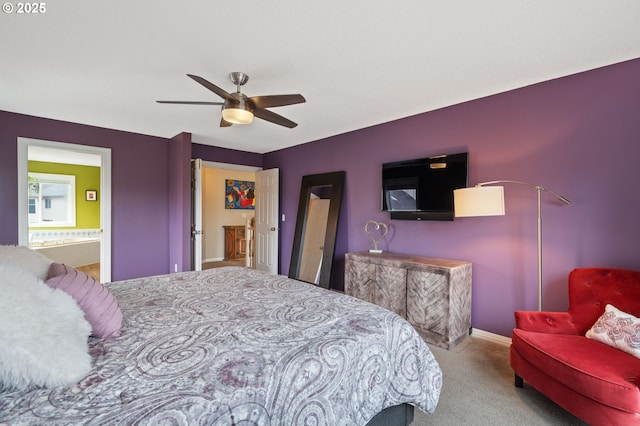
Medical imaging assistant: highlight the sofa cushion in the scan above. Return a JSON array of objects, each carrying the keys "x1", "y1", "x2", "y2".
[
  {"x1": 586, "y1": 304, "x2": 640, "y2": 359},
  {"x1": 512, "y1": 328, "x2": 640, "y2": 413},
  {"x1": 567, "y1": 268, "x2": 640, "y2": 334}
]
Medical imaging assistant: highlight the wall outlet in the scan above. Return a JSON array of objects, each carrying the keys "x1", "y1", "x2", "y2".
[{"x1": 174, "y1": 263, "x2": 178, "y2": 273}]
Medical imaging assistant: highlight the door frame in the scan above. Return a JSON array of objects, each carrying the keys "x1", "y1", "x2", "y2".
[
  {"x1": 191, "y1": 159, "x2": 203, "y2": 271},
  {"x1": 17, "y1": 137, "x2": 112, "y2": 282}
]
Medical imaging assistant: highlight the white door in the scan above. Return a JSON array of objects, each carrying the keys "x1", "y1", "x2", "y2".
[
  {"x1": 191, "y1": 159, "x2": 203, "y2": 271},
  {"x1": 255, "y1": 168, "x2": 279, "y2": 274}
]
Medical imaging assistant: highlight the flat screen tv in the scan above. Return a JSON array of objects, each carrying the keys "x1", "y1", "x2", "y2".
[{"x1": 382, "y1": 152, "x2": 468, "y2": 221}]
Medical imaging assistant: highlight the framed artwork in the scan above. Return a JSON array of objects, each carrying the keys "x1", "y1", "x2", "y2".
[
  {"x1": 85, "y1": 190, "x2": 97, "y2": 201},
  {"x1": 225, "y1": 179, "x2": 255, "y2": 209}
]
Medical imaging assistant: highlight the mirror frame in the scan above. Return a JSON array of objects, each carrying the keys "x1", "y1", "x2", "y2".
[{"x1": 289, "y1": 171, "x2": 345, "y2": 289}]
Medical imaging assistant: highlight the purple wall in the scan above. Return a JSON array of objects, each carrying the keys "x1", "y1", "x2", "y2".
[
  {"x1": 264, "y1": 58, "x2": 640, "y2": 337},
  {"x1": 192, "y1": 143, "x2": 263, "y2": 167},
  {"x1": 169, "y1": 132, "x2": 193, "y2": 272},
  {"x1": 0, "y1": 111, "x2": 172, "y2": 280}
]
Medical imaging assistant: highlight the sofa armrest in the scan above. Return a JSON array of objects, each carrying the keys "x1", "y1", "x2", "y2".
[{"x1": 514, "y1": 311, "x2": 580, "y2": 334}]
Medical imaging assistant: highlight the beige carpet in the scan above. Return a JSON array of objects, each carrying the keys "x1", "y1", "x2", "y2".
[{"x1": 413, "y1": 335, "x2": 588, "y2": 425}]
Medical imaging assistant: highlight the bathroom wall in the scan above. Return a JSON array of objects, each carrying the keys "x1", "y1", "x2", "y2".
[{"x1": 28, "y1": 160, "x2": 100, "y2": 230}]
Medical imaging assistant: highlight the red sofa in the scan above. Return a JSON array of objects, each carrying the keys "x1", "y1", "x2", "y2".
[{"x1": 510, "y1": 268, "x2": 640, "y2": 425}]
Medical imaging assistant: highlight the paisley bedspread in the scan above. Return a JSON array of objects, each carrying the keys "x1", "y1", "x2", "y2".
[{"x1": 0, "y1": 267, "x2": 441, "y2": 425}]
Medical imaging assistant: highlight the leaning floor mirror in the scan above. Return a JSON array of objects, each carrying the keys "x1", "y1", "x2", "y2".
[{"x1": 289, "y1": 171, "x2": 345, "y2": 289}]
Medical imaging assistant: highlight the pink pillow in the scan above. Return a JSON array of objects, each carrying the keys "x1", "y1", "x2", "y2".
[{"x1": 46, "y1": 263, "x2": 122, "y2": 338}]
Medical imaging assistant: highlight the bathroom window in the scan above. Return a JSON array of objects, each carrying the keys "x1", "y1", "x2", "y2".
[
  {"x1": 28, "y1": 198, "x2": 37, "y2": 214},
  {"x1": 28, "y1": 172, "x2": 76, "y2": 227}
]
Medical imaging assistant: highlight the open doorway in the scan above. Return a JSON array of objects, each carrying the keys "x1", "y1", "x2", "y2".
[
  {"x1": 195, "y1": 161, "x2": 279, "y2": 274},
  {"x1": 17, "y1": 138, "x2": 112, "y2": 282},
  {"x1": 199, "y1": 161, "x2": 259, "y2": 269}
]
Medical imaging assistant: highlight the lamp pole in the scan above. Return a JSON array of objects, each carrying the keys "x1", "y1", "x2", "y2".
[
  {"x1": 474, "y1": 181, "x2": 570, "y2": 311},
  {"x1": 537, "y1": 186, "x2": 542, "y2": 311}
]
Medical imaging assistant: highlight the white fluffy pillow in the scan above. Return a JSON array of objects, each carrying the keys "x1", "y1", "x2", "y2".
[
  {"x1": 0, "y1": 244, "x2": 53, "y2": 281},
  {"x1": 0, "y1": 261, "x2": 92, "y2": 390}
]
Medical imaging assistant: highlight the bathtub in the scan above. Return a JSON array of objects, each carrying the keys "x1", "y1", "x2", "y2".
[{"x1": 31, "y1": 238, "x2": 100, "y2": 267}]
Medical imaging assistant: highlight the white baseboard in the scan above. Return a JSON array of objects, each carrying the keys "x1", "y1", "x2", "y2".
[
  {"x1": 203, "y1": 257, "x2": 224, "y2": 263},
  {"x1": 471, "y1": 328, "x2": 512, "y2": 346}
]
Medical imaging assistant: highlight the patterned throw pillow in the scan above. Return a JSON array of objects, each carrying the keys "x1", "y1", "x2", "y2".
[{"x1": 586, "y1": 304, "x2": 640, "y2": 359}]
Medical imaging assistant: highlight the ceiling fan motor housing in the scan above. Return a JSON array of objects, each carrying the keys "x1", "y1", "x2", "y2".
[{"x1": 229, "y1": 72, "x2": 249, "y2": 87}]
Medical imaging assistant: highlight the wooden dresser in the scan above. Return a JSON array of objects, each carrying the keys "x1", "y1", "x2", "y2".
[
  {"x1": 344, "y1": 251, "x2": 472, "y2": 349},
  {"x1": 223, "y1": 225, "x2": 247, "y2": 261}
]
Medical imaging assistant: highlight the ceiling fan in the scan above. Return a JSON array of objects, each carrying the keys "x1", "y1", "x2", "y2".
[{"x1": 157, "y1": 73, "x2": 306, "y2": 128}]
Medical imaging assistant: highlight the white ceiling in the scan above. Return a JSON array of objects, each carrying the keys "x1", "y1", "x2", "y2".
[
  {"x1": 2, "y1": 1, "x2": 639, "y2": 154},
  {"x1": 28, "y1": 144, "x2": 102, "y2": 166}
]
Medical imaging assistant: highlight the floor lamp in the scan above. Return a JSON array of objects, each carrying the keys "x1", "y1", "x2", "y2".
[{"x1": 453, "y1": 180, "x2": 570, "y2": 311}]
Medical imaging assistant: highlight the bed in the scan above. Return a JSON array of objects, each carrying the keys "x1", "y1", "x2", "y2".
[{"x1": 0, "y1": 265, "x2": 442, "y2": 425}]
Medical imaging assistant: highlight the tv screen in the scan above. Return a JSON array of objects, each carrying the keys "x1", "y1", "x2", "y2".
[{"x1": 382, "y1": 152, "x2": 468, "y2": 221}]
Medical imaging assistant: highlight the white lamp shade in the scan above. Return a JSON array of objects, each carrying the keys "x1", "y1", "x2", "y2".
[
  {"x1": 454, "y1": 186, "x2": 505, "y2": 217},
  {"x1": 222, "y1": 107, "x2": 254, "y2": 124}
]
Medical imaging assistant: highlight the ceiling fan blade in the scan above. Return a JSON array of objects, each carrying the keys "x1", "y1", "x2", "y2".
[
  {"x1": 220, "y1": 117, "x2": 232, "y2": 127},
  {"x1": 250, "y1": 94, "x2": 306, "y2": 109},
  {"x1": 156, "y1": 101, "x2": 224, "y2": 105},
  {"x1": 187, "y1": 74, "x2": 233, "y2": 100},
  {"x1": 253, "y1": 108, "x2": 298, "y2": 128}
]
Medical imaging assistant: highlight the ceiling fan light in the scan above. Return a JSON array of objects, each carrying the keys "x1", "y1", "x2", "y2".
[
  {"x1": 222, "y1": 95, "x2": 253, "y2": 124},
  {"x1": 222, "y1": 107, "x2": 254, "y2": 124}
]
